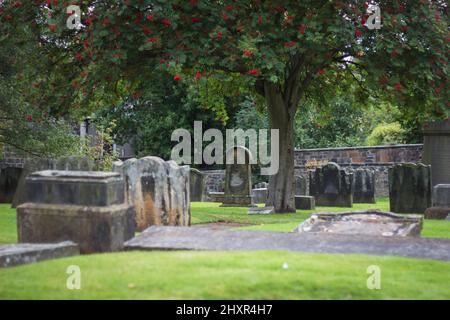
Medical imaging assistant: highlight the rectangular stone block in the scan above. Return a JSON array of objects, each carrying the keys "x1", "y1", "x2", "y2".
[
  {"x1": 0, "y1": 242, "x2": 79, "y2": 268},
  {"x1": 252, "y1": 188, "x2": 268, "y2": 204},
  {"x1": 295, "y1": 196, "x2": 316, "y2": 210},
  {"x1": 17, "y1": 203, "x2": 135, "y2": 254},
  {"x1": 25, "y1": 170, "x2": 124, "y2": 207}
]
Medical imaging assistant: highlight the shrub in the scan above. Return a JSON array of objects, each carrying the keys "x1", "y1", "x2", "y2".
[{"x1": 366, "y1": 122, "x2": 406, "y2": 146}]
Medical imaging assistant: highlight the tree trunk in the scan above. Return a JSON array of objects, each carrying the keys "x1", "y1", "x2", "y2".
[{"x1": 264, "y1": 82, "x2": 296, "y2": 213}]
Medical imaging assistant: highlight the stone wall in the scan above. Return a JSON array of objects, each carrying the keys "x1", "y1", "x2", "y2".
[{"x1": 0, "y1": 146, "x2": 26, "y2": 169}]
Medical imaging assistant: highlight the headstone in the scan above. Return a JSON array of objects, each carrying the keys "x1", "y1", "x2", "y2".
[
  {"x1": 295, "y1": 175, "x2": 307, "y2": 196},
  {"x1": 423, "y1": 120, "x2": 450, "y2": 188},
  {"x1": 17, "y1": 171, "x2": 135, "y2": 253},
  {"x1": 425, "y1": 184, "x2": 450, "y2": 220},
  {"x1": 295, "y1": 196, "x2": 316, "y2": 210},
  {"x1": 351, "y1": 168, "x2": 376, "y2": 203},
  {"x1": 0, "y1": 241, "x2": 79, "y2": 268},
  {"x1": 255, "y1": 182, "x2": 269, "y2": 189},
  {"x1": 248, "y1": 206, "x2": 275, "y2": 215},
  {"x1": 294, "y1": 210, "x2": 422, "y2": 237},
  {"x1": 0, "y1": 167, "x2": 22, "y2": 203},
  {"x1": 12, "y1": 156, "x2": 94, "y2": 208},
  {"x1": 309, "y1": 162, "x2": 353, "y2": 207},
  {"x1": 113, "y1": 156, "x2": 190, "y2": 231},
  {"x1": 189, "y1": 168, "x2": 205, "y2": 202},
  {"x1": 221, "y1": 146, "x2": 255, "y2": 207},
  {"x1": 252, "y1": 188, "x2": 268, "y2": 204},
  {"x1": 389, "y1": 163, "x2": 432, "y2": 214}
]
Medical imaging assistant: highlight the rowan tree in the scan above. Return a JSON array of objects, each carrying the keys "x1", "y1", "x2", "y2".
[{"x1": 1, "y1": 0, "x2": 448, "y2": 212}]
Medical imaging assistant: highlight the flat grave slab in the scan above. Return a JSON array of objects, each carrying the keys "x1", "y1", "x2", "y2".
[
  {"x1": 0, "y1": 241, "x2": 79, "y2": 268},
  {"x1": 124, "y1": 226, "x2": 450, "y2": 261}
]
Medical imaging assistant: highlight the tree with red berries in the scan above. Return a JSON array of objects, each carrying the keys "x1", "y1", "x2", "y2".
[{"x1": 1, "y1": 0, "x2": 448, "y2": 212}]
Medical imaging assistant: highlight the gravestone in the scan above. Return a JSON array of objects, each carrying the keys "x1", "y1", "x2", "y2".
[
  {"x1": 423, "y1": 120, "x2": 450, "y2": 188},
  {"x1": 221, "y1": 146, "x2": 255, "y2": 207},
  {"x1": 0, "y1": 167, "x2": 22, "y2": 203},
  {"x1": 309, "y1": 162, "x2": 353, "y2": 207},
  {"x1": 295, "y1": 196, "x2": 315, "y2": 210},
  {"x1": 248, "y1": 206, "x2": 274, "y2": 215},
  {"x1": 252, "y1": 188, "x2": 268, "y2": 204},
  {"x1": 389, "y1": 163, "x2": 431, "y2": 214},
  {"x1": 190, "y1": 168, "x2": 205, "y2": 202},
  {"x1": 351, "y1": 168, "x2": 376, "y2": 203},
  {"x1": 17, "y1": 171, "x2": 135, "y2": 253},
  {"x1": 255, "y1": 182, "x2": 268, "y2": 189},
  {"x1": 12, "y1": 156, "x2": 94, "y2": 208},
  {"x1": 113, "y1": 156, "x2": 190, "y2": 231},
  {"x1": 294, "y1": 210, "x2": 422, "y2": 237},
  {"x1": 295, "y1": 175, "x2": 307, "y2": 196},
  {"x1": 425, "y1": 184, "x2": 450, "y2": 220}
]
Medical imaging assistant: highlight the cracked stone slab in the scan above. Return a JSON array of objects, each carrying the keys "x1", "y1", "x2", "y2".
[
  {"x1": 0, "y1": 241, "x2": 79, "y2": 268},
  {"x1": 124, "y1": 226, "x2": 450, "y2": 261}
]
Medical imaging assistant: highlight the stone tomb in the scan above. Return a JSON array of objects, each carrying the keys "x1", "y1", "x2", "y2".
[
  {"x1": 190, "y1": 168, "x2": 205, "y2": 202},
  {"x1": 295, "y1": 196, "x2": 316, "y2": 210},
  {"x1": 425, "y1": 184, "x2": 450, "y2": 220},
  {"x1": 350, "y1": 168, "x2": 376, "y2": 203},
  {"x1": 17, "y1": 171, "x2": 135, "y2": 253},
  {"x1": 221, "y1": 146, "x2": 255, "y2": 207},
  {"x1": 389, "y1": 163, "x2": 432, "y2": 214},
  {"x1": 113, "y1": 156, "x2": 190, "y2": 231},
  {"x1": 13, "y1": 156, "x2": 94, "y2": 208},
  {"x1": 309, "y1": 162, "x2": 354, "y2": 207},
  {"x1": 0, "y1": 167, "x2": 22, "y2": 203},
  {"x1": 294, "y1": 210, "x2": 422, "y2": 237}
]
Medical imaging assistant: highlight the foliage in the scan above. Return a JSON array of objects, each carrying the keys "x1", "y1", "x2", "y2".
[{"x1": 366, "y1": 122, "x2": 406, "y2": 145}]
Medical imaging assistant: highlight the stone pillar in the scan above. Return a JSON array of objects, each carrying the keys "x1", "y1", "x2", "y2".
[
  {"x1": 221, "y1": 146, "x2": 255, "y2": 207},
  {"x1": 423, "y1": 120, "x2": 450, "y2": 189},
  {"x1": 389, "y1": 163, "x2": 432, "y2": 214},
  {"x1": 113, "y1": 156, "x2": 190, "y2": 231},
  {"x1": 189, "y1": 168, "x2": 205, "y2": 202},
  {"x1": 309, "y1": 162, "x2": 353, "y2": 207},
  {"x1": 17, "y1": 171, "x2": 135, "y2": 253}
]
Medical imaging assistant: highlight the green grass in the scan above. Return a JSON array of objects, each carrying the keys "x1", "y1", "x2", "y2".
[
  {"x1": 1, "y1": 200, "x2": 449, "y2": 299},
  {"x1": 0, "y1": 251, "x2": 449, "y2": 299}
]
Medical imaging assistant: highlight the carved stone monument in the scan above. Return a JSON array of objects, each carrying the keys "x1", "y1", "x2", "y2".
[
  {"x1": 17, "y1": 171, "x2": 135, "y2": 253},
  {"x1": 113, "y1": 156, "x2": 190, "y2": 231},
  {"x1": 389, "y1": 163, "x2": 432, "y2": 214},
  {"x1": 221, "y1": 146, "x2": 254, "y2": 207},
  {"x1": 309, "y1": 162, "x2": 353, "y2": 207}
]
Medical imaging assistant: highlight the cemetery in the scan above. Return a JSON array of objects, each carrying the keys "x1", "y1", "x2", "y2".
[{"x1": 0, "y1": 1, "x2": 449, "y2": 301}]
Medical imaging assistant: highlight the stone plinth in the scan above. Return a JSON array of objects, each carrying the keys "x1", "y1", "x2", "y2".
[
  {"x1": 389, "y1": 163, "x2": 432, "y2": 214},
  {"x1": 294, "y1": 210, "x2": 422, "y2": 237},
  {"x1": 309, "y1": 162, "x2": 353, "y2": 207},
  {"x1": 113, "y1": 157, "x2": 190, "y2": 231},
  {"x1": 17, "y1": 170, "x2": 135, "y2": 254},
  {"x1": 252, "y1": 188, "x2": 268, "y2": 204},
  {"x1": 423, "y1": 120, "x2": 450, "y2": 188},
  {"x1": 295, "y1": 196, "x2": 315, "y2": 210},
  {"x1": 208, "y1": 192, "x2": 225, "y2": 203},
  {"x1": 425, "y1": 207, "x2": 450, "y2": 220}
]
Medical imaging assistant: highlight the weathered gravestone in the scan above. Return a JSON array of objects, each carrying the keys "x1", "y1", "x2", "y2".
[
  {"x1": 295, "y1": 175, "x2": 307, "y2": 196},
  {"x1": 17, "y1": 171, "x2": 135, "y2": 253},
  {"x1": 423, "y1": 120, "x2": 450, "y2": 189},
  {"x1": 252, "y1": 188, "x2": 268, "y2": 204},
  {"x1": 12, "y1": 156, "x2": 94, "y2": 208},
  {"x1": 0, "y1": 167, "x2": 22, "y2": 203},
  {"x1": 294, "y1": 210, "x2": 423, "y2": 237},
  {"x1": 389, "y1": 163, "x2": 432, "y2": 214},
  {"x1": 350, "y1": 168, "x2": 376, "y2": 203},
  {"x1": 113, "y1": 156, "x2": 190, "y2": 231},
  {"x1": 190, "y1": 168, "x2": 205, "y2": 202},
  {"x1": 221, "y1": 146, "x2": 255, "y2": 207},
  {"x1": 295, "y1": 196, "x2": 316, "y2": 210},
  {"x1": 309, "y1": 162, "x2": 353, "y2": 207},
  {"x1": 425, "y1": 184, "x2": 450, "y2": 220}
]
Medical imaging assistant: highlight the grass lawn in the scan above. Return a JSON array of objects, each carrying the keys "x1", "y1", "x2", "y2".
[{"x1": 0, "y1": 200, "x2": 449, "y2": 299}]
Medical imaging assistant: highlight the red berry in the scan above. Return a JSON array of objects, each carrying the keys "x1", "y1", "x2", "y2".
[
  {"x1": 48, "y1": 24, "x2": 57, "y2": 32},
  {"x1": 174, "y1": 74, "x2": 181, "y2": 81}
]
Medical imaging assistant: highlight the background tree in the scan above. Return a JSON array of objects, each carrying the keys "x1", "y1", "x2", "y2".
[{"x1": 2, "y1": 0, "x2": 448, "y2": 212}]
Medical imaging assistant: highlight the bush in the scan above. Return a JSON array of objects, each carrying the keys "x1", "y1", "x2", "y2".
[{"x1": 366, "y1": 122, "x2": 406, "y2": 146}]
